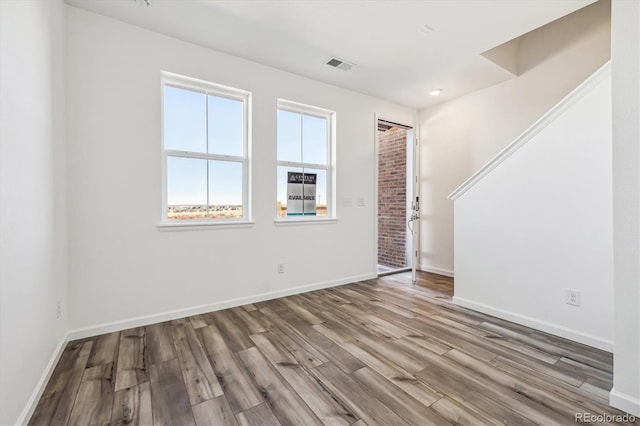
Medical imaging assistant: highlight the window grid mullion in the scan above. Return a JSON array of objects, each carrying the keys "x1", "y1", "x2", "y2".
[
  {"x1": 277, "y1": 100, "x2": 334, "y2": 219},
  {"x1": 206, "y1": 92, "x2": 210, "y2": 218},
  {"x1": 277, "y1": 160, "x2": 328, "y2": 170},
  {"x1": 166, "y1": 150, "x2": 244, "y2": 163},
  {"x1": 162, "y1": 74, "x2": 250, "y2": 223},
  {"x1": 300, "y1": 113, "x2": 305, "y2": 214}
]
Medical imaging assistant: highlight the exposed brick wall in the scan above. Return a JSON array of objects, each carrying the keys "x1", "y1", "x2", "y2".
[{"x1": 378, "y1": 127, "x2": 407, "y2": 268}]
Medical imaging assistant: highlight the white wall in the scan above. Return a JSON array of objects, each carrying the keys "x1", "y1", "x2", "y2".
[
  {"x1": 452, "y1": 70, "x2": 613, "y2": 350},
  {"x1": 418, "y1": 0, "x2": 610, "y2": 275},
  {"x1": 0, "y1": 1, "x2": 68, "y2": 424},
  {"x1": 65, "y1": 6, "x2": 414, "y2": 333},
  {"x1": 610, "y1": 0, "x2": 640, "y2": 416}
]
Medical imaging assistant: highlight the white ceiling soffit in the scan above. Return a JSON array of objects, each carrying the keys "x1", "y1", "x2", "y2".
[{"x1": 65, "y1": 0, "x2": 596, "y2": 109}]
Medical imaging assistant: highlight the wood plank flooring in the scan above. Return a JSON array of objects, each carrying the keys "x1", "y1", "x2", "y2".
[{"x1": 29, "y1": 272, "x2": 637, "y2": 425}]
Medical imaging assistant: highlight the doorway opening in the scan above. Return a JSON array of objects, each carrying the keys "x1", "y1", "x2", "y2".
[{"x1": 377, "y1": 119, "x2": 414, "y2": 275}]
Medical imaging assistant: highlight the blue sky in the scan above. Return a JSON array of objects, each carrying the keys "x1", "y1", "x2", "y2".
[
  {"x1": 276, "y1": 110, "x2": 328, "y2": 207},
  {"x1": 164, "y1": 85, "x2": 243, "y2": 205},
  {"x1": 165, "y1": 85, "x2": 327, "y2": 207}
]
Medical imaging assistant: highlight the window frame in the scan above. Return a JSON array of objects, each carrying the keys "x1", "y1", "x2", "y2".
[
  {"x1": 275, "y1": 99, "x2": 336, "y2": 223},
  {"x1": 159, "y1": 71, "x2": 252, "y2": 228}
]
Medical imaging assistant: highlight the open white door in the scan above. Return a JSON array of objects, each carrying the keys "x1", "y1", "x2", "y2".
[{"x1": 408, "y1": 116, "x2": 420, "y2": 284}]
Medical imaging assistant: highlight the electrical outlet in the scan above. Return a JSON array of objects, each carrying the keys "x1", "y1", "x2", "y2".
[
  {"x1": 566, "y1": 289, "x2": 581, "y2": 306},
  {"x1": 277, "y1": 263, "x2": 285, "y2": 274},
  {"x1": 357, "y1": 197, "x2": 365, "y2": 207},
  {"x1": 56, "y1": 300, "x2": 61, "y2": 319}
]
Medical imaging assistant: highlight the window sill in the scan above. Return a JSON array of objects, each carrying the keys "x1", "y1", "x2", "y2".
[
  {"x1": 274, "y1": 217, "x2": 338, "y2": 226},
  {"x1": 157, "y1": 220, "x2": 255, "y2": 231}
]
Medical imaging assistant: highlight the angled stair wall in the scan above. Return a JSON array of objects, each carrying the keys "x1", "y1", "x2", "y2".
[{"x1": 449, "y1": 62, "x2": 613, "y2": 351}]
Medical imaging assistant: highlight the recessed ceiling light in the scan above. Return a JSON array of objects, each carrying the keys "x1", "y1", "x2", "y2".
[{"x1": 429, "y1": 89, "x2": 443, "y2": 97}]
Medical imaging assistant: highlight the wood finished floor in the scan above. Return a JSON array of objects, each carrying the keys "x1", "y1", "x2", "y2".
[{"x1": 29, "y1": 272, "x2": 636, "y2": 426}]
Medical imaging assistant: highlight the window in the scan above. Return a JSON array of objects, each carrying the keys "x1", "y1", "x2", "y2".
[
  {"x1": 277, "y1": 100, "x2": 335, "y2": 219},
  {"x1": 161, "y1": 72, "x2": 250, "y2": 224}
]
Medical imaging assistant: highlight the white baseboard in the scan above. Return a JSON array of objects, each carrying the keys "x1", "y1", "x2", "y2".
[
  {"x1": 16, "y1": 334, "x2": 68, "y2": 425},
  {"x1": 418, "y1": 264, "x2": 454, "y2": 277},
  {"x1": 17, "y1": 274, "x2": 628, "y2": 425},
  {"x1": 610, "y1": 388, "x2": 640, "y2": 417},
  {"x1": 452, "y1": 296, "x2": 613, "y2": 352},
  {"x1": 17, "y1": 274, "x2": 376, "y2": 424},
  {"x1": 67, "y1": 273, "x2": 376, "y2": 341}
]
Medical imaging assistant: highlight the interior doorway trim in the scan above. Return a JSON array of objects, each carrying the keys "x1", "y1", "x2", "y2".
[
  {"x1": 378, "y1": 119, "x2": 413, "y2": 131},
  {"x1": 374, "y1": 114, "x2": 416, "y2": 277}
]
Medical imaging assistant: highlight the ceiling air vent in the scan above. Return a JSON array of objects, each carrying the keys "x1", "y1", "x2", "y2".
[{"x1": 326, "y1": 57, "x2": 355, "y2": 71}]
